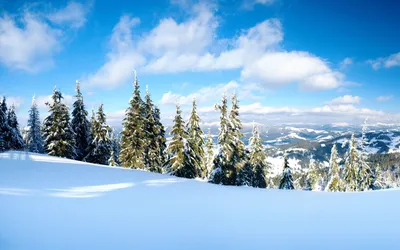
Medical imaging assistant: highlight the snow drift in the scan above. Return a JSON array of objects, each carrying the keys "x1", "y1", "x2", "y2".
[{"x1": 0, "y1": 151, "x2": 399, "y2": 250}]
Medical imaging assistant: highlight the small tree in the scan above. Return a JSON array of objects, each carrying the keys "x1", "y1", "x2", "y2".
[
  {"x1": 84, "y1": 104, "x2": 112, "y2": 165},
  {"x1": 165, "y1": 105, "x2": 197, "y2": 178},
  {"x1": 326, "y1": 144, "x2": 343, "y2": 192},
  {"x1": 7, "y1": 104, "x2": 25, "y2": 150},
  {"x1": 42, "y1": 88, "x2": 76, "y2": 159},
  {"x1": 249, "y1": 124, "x2": 267, "y2": 188},
  {"x1": 305, "y1": 159, "x2": 319, "y2": 191},
  {"x1": 71, "y1": 81, "x2": 91, "y2": 160},
  {"x1": 119, "y1": 73, "x2": 145, "y2": 169},
  {"x1": 187, "y1": 98, "x2": 205, "y2": 178},
  {"x1": 279, "y1": 155, "x2": 294, "y2": 190},
  {"x1": 27, "y1": 96, "x2": 45, "y2": 153},
  {"x1": 108, "y1": 150, "x2": 118, "y2": 166},
  {"x1": 202, "y1": 129, "x2": 215, "y2": 179}
]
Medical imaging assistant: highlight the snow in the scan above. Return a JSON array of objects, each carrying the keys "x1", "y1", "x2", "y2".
[{"x1": 1, "y1": 151, "x2": 400, "y2": 250}]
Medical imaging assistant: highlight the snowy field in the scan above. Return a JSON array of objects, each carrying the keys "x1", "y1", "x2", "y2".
[{"x1": 1, "y1": 151, "x2": 400, "y2": 250}]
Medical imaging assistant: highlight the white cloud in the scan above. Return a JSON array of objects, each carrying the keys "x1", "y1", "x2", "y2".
[
  {"x1": 5, "y1": 96, "x2": 24, "y2": 110},
  {"x1": 0, "y1": 2, "x2": 89, "y2": 72},
  {"x1": 367, "y1": 52, "x2": 400, "y2": 70},
  {"x1": 242, "y1": 0, "x2": 275, "y2": 9},
  {"x1": 160, "y1": 81, "x2": 239, "y2": 105},
  {"x1": 47, "y1": 1, "x2": 88, "y2": 29},
  {"x1": 327, "y1": 95, "x2": 361, "y2": 105},
  {"x1": 85, "y1": 16, "x2": 145, "y2": 89},
  {"x1": 241, "y1": 51, "x2": 343, "y2": 91},
  {"x1": 86, "y1": 4, "x2": 346, "y2": 92},
  {"x1": 0, "y1": 13, "x2": 61, "y2": 72},
  {"x1": 376, "y1": 95, "x2": 393, "y2": 102},
  {"x1": 340, "y1": 57, "x2": 353, "y2": 69}
]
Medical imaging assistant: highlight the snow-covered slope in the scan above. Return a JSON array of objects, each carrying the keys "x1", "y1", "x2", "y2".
[{"x1": 1, "y1": 151, "x2": 400, "y2": 250}]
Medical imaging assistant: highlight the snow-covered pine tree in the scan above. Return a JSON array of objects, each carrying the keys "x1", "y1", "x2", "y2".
[
  {"x1": 202, "y1": 129, "x2": 215, "y2": 179},
  {"x1": 186, "y1": 98, "x2": 205, "y2": 178},
  {"x1": 248, "y1": 124, "x2": 267, "y2": 188},
  {"x1": 209, "y1": 94, "x2": 235, "y2": 185},
  {"x1": 358, "y1": 119, "x2": 372, "y2": 191},
  {"x1": 108, "y1": 150, "x2": 118, "y2": 166},
  {"x1": 0, "y1": 97, "x2": 9, "y2": 151},
  {"x1": 110, "y1": 129, "x2": 120, "y2": 165},
  {"x1": 304, "y1": 159, "x2": 319, "y2": 191},
  {"x1": 165, "y1": 105, "x2": 197, "y2": 178},
  {"x1": 325, "y1": 144, "x2": 343, "y2": 192},
  {"x1": 143, "y1": 86, "x2": 162, "y2": 173},
  {"x1": 7, "y1": 104, "x2": 25, "y2": 150},
  {"x1": 71, "y1": 81, "x2": 91, "y2": 161},
  {"x1": 343, "y1": 134, "x2": 360, "y2": 191},
  {"x1": 42, "y1": 88, "x2": 76, "y2": 159},
  {"x1": 228, "y1": 93, "x2": 245, "y2": 183},
  {"x1": 0, "y1": 97, "x2": 10, "y2": 151},
  {"x1": 237, "y1": 151, "x2": 253, "y2": 186},
  {"x1": 84, "y1": 104, "x2": 112, "y2": 165},
  {"x1": 279, "y1": 155, "x2": 294, "y2": 190},
  {"x1": 119, "y1": 74, "x2": 145, "y2": 169},
  {"x1": 27, "y1": 96, "x2": 44, "y2": 153},
  {"x1": 154, "y1": 105, "x2": 167, "y2": 172},
  {"x1": 370, "y1": 165, "x2": 383, "y2": 190}
]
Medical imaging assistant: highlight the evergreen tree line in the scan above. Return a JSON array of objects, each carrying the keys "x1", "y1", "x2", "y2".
[{"x1": 0, "y1": 75, "x2": 390, "y2": 192}]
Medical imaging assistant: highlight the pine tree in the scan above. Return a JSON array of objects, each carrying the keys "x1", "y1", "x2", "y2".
[
  {"x1": 343, "y1": 134, "x2": 360, "y2": 191},
  {"x1": 119, "y1": 74, "x2": 145, "y2": 169},
  {"x1": 0, "y1": 97, "x2": 10, "y2": 151},
  {"x1": 210, "y1": 93, "x2": 245, "y2": 186},
  {"x1": 27, "y1": 96, "x2": 44, "y2": 153},
  {"x1": 358, "y1": 119, "x2": 372, "y2": 191},
  {"x1": 248, "y1": 124, "x2": 267, "y2": 188},
  {"x1": 7, "y1": 104, "x2": 25, "y2": 150},
  {"x1": 110, "y1": 129, "x2": 120, "y2": 165},
  {"x1": 228, "y1": 93, "x2": 245, "y2": 179},
  {"x1": 108, "y1": 150, "x2": 118, "y2": 166},
  {"x1": 142, "y1": 87, "x2": 163, "y2": 173},
  {"x1": 279, "y1": 155, "x2": 294, "y2": 190},
  {"x1": 84, "y1": 104, "x2": 112, "y2": 165},
  {"x1": 71, "y1": 81, "x2": 91, "y2": 161},
  {"x1": 305, "y1": 160, "x2": 319, "y2": 191},
  {"x1": 237, "y1": 152, "x2": 253, "y2": 186},
  {"x1": 209, "y1": 94, "x2": 235, "y2": 185},
  {"x1": 154, "y1": 105, "x2": 167, "y2": 172},
  {"x1": 42, "y1": 88, "x2": 76, "y2": 159},
  {"x1": 165, "y1": 105, "x2": 197, "y2": 178},
  {"x1": 202, "y1": 129, "x2": 215, "y2": 179},
  {"x1": 186, "y1": 98, "x2": 205, "y2": 177},
  {"x1": 326, "y1": 145, "x2": 343, "y2": 192}
]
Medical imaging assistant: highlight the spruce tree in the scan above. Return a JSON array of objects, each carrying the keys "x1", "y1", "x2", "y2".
[
  {"x1": 108, "y1": 150, "x2": 118, "y2": 166},
  {"x1": 209, "y1": 94, "x2": 237, "y2": 185},
  {"x1": 84, "y1": 104, "x2": 112, "y2": 165},
  {"x1": 326, "y1": 145, "x2": 343, "y2": 192},
  {"x1": 42, "y1": 88, "x2": 76, "y2": 159},
  {"x1": 0, "y1": 97, "x2": 10, "y2": 151},
  {"x1": 154, "y1": 105, "x2": 167, "y2": 172},
  {"x1": 186, "y1": 98, "x2": 205, "y2": 177},
  {"x1": 7, "y1": 104, "x2": 25, "y2": 150},
  {"x1": 142, "y1": 86, "x2": 163, "y2": 173},
  {"x1": 71, "y1": 81, "x2": 91, "y2": 160},
  {"x1": 358, "y1": 120, "x2": 372, "y2": 191},
  {"x1": 279, "y1": 155, "x2": 294, "y2": 190},
  {"x1": 228, "y1": 93, "x2": 245, "y2": 178},
  {"x1": 165, "y1": 105, "x2": 197, "y2": 178},
  {"x1": 110, "y1": 129, "x2": 120, "y2": 165},
  {"x1": 237, "y1": 152, "x2": 253, "y2": 186},
  {"x1": 305, "y1": 160, "x2": 319, "y2": 191},
  {"x1": 27, "y1": 96, "x2": 44, "y2": 153},
  {"x1": 343, "y1": 134, "x2": 360, "y2": 191},
  {"x1": 248, "y1": 124, "x2": 267, "y2": 188},
  {"x1": 202, "y1": 129, "x2": 215, "y2": 179},
  {"x1": 119, "y1": 74, "x2": 145, "y2": 169}
]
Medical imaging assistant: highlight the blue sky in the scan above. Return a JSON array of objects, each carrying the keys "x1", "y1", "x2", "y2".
[{"x1": 1, "y1": 0, "x2": 400, "y2": 127}]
